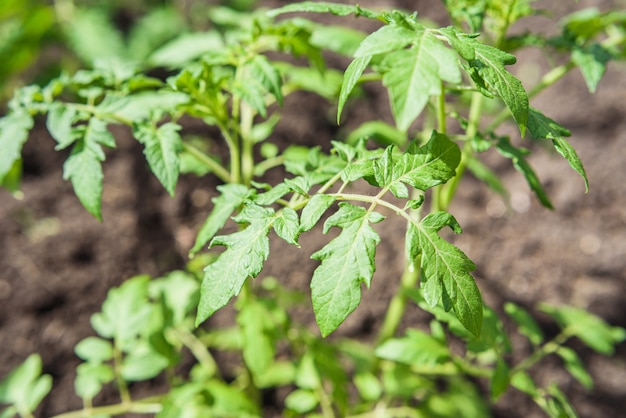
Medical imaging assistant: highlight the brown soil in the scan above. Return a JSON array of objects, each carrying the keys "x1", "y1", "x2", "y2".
[{"x1": 1, "y1": 1, "x2": 625, "y2": 417}]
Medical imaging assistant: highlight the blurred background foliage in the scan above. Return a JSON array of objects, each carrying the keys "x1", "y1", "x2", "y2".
[{"x1": 0, "y1": 0, "x2": 257, "y2": 105}]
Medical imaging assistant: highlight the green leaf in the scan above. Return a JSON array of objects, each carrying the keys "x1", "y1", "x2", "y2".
[
  {"x1": 101, "y1": 91, "x2": 190, "y2": 121},
  {"x1": 539, "y1": 303, "x2": 626, "y2": 355},
  {"x1": 337, "y1": 55, "x2": 371, "y2": 124},
  {"x1": 133, "y1": 121, "x2": 183, "y2": 196},
  {"x1": 455, "y1": 38, "x2": 529, "y2": 136},
  {"x1": 46, "y1": 103, "x2": 79, "y2": 150},
  {"x1": 190, "y1": 184, "x2": 250, "y2": 256},
  {"x1": 196, "y1": 203, "x2": 275, "y2": 325},
  {"x1": 300, "y1": 194, "x2": 336, "y2": 232},
  {"x1": 65, "y1": 8, "x2": 127, "y2": 65},
  {"x1": 121, "y1": 343, "x2": 169, "y2": 381},
  {"x1": 557, "y1": 346, "x2": 593, "y2": 390},
  {"x1": 268, "y1": 2, "x2": 379, "y2": 19},
  {"x1": 249, "y1": 55, "x2": 283, "y2": 106},
  {"x1": 380, "y1": 29, "x2": 462, "y2": 131},
  {"x1": 375, "y1": 329, "x2": 451, "y2": 366},
  {"x1": 546, "y1": 384, "x2": 578, "y2": 418},
  {"x1": 406, "y1": 212, "x2": 482, "y2": 337},
  {"x1": 527, "y1": 108, "x2": 588, "y2": 192},
  {"x1": 0, "y1": 111, "x2": 33, "y2": 185},
  {"x1": 237, "y1": 299, "x2": 276, "y2": 380},
  {"x1": 0, "y1": 354, "x2": 52, "y2": 414},
  {"x1": 354, "y1": 372, "x2": 382, "y2": 401},
  {"x1": 311, "y1": 204, "x2": 381, "y2": 337},
  {"x1": 273, "y1": 207, "x2": 300, "y2": 246},
  {"x1": 491, "y1": 357, "x2": 510, "y2": 401},
  {"x1": 74, "y1": 362, "x2": 114, "y2": 400},
  {"x1": 91, "y1": 275, "x2": 153, "y2": 349},
  {"x1": 510, "y1": 371, "x2": 538, "y2": 397},
  {"x1": 496, "y1": 137, "x2": 553, "y2": 208},
  {"x1": 63, "y1": 118, "x2": 114, "y2": 220},
  {"x1": 75, "y1": 337, "x2": 114, "y2": 363},
  {"x1": 148, "y1": 31, "x2": 224, "y2": 68},
  {"x1": 504, "y1": 302, "x2": 544, "y2": 346},
  {"x1": 149, "y1": 271, "x2": 199, "y2": 325},
  {"x1": 310, "y1": 25, "x2": 366, "y2": 56},
  {"x1": 285, "y1": 389, "x2": 319, "y2": 414},
  {"x1": 354, "y1": 24, "x2": 415, "y2": 57},
  {"x1": 345, "y1": 121, "x2": 407, "y2": 147},
  {"x1": 387, "y1": 132, "x2": 461, "y2": 196},
  {"x1": 572, "y1": 44, "x2": 611, "y2": 93}
]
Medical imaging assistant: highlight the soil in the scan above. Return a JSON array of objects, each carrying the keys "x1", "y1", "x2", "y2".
[{"x1": 1, "y1": 1, "x2": 625, "y2": 417}]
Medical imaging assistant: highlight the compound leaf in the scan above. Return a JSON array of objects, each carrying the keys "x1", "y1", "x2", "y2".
[
  {"x1": 0, "y1": 111, "x2": 33, "y2": 185},
  {"x1": 380, "y1": 28, "x2": 461, "y2": 131},
  {"x1": 133, "y1": 121, "x2": 182, "y2": 196},
  {"x1": 528, "y1": 108, "x2": 588, "y2": 192},
  {"x1": 196, "y1": 203, "x2": 275, "y2": 325},
  {"x1": 311, "y1": 204, "x2": 381, "y2": 337},
  {"x1": 407, "y1": 212, "x2": 482, "y2": 337},
  {"x1": 190, "y1": 184, "x2": 251, "y2": 256}
]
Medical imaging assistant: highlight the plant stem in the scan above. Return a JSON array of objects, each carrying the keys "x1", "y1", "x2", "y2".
[
  {"x1": 182, "y1": 143, "x2": 231, "y2": 183},
  {"x1": 168, "y1": 328, "x2": 220, "y2": 377},
  {"x1": 112, "y1": 346, "x2": 131, "y2": 405},
  {"x1": 510, "y1": 329, "x2": 572, "y2": 375},
  {"x1": 240, "y1": 102, "x2": 255, "y2": 186},
  {"x1": 51, "y1": 398, "x2": 162, "y2": 418}
]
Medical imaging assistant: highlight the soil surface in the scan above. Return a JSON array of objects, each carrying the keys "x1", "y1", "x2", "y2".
[{"x1": 1, "y1": 1, "x2": 625, "y2": 417}]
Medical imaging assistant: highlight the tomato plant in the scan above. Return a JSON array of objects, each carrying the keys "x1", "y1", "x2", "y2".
[{"x1": 1, "y1": 1, "x2": 625, "y2": 417}]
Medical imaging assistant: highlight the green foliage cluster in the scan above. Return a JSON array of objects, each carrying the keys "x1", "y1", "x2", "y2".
[{"x1": 2, "y1": 1, "x2": 626, "y2": 417}]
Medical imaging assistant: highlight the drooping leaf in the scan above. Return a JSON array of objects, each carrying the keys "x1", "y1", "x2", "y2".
[
  {"x1": 491, "y1": 357, "x2": 510, "y2": 401},
  {"x1": 310, "y1": 204, "x2": 382, "y2": 337},
  {"x1": 504, "y1": 302, "x2": 544, "y2": 346},
  {"x1": 527, "y1": 108, "x2": 588, "y2": 192},
  {"x1": 539, "y1": 303, "x2": 626, "y2": 355},
  {"x1": 133, "y1": 121, "x2": 183, "y2": 196},
  {"x1": 249, "y1": 54, "x2": 283, "y2": 106},
  {"x1": 380, "y1": 29, "x2": 462, "y2": 131},
  {"x1": 190, "y1": 184, "x2": 251, "y2": 256},
  {"x1": 406, "y1": 212, "x2": 482, "y2": 337},
  {"x1": 196, "y1": 203, "x2": 275, "y2": 325},
  {"x1": 63, "y1": 118, "x2": 114, "y2": 219},
  {"x1": 64, "y1": 8, "x2": 127, "y2": 65},
  {"x1": 450, "y1": 35, "x2": 529, "y2": 136},
  {"x1": 337, "y1": 56, "x2": 371, "y2": 124},
  {"x1": 496, "y1": 137, "x2": 553, "y2": 208},
  {"x1": 268, "y1": 2, "x2": 379, "y2": 19},
  {"x1": 557, "y1": 346, "x2": 593, "y2": 390},
  {"x1": 0, "y1": 111, "x2": 33, "y2": 185}
]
